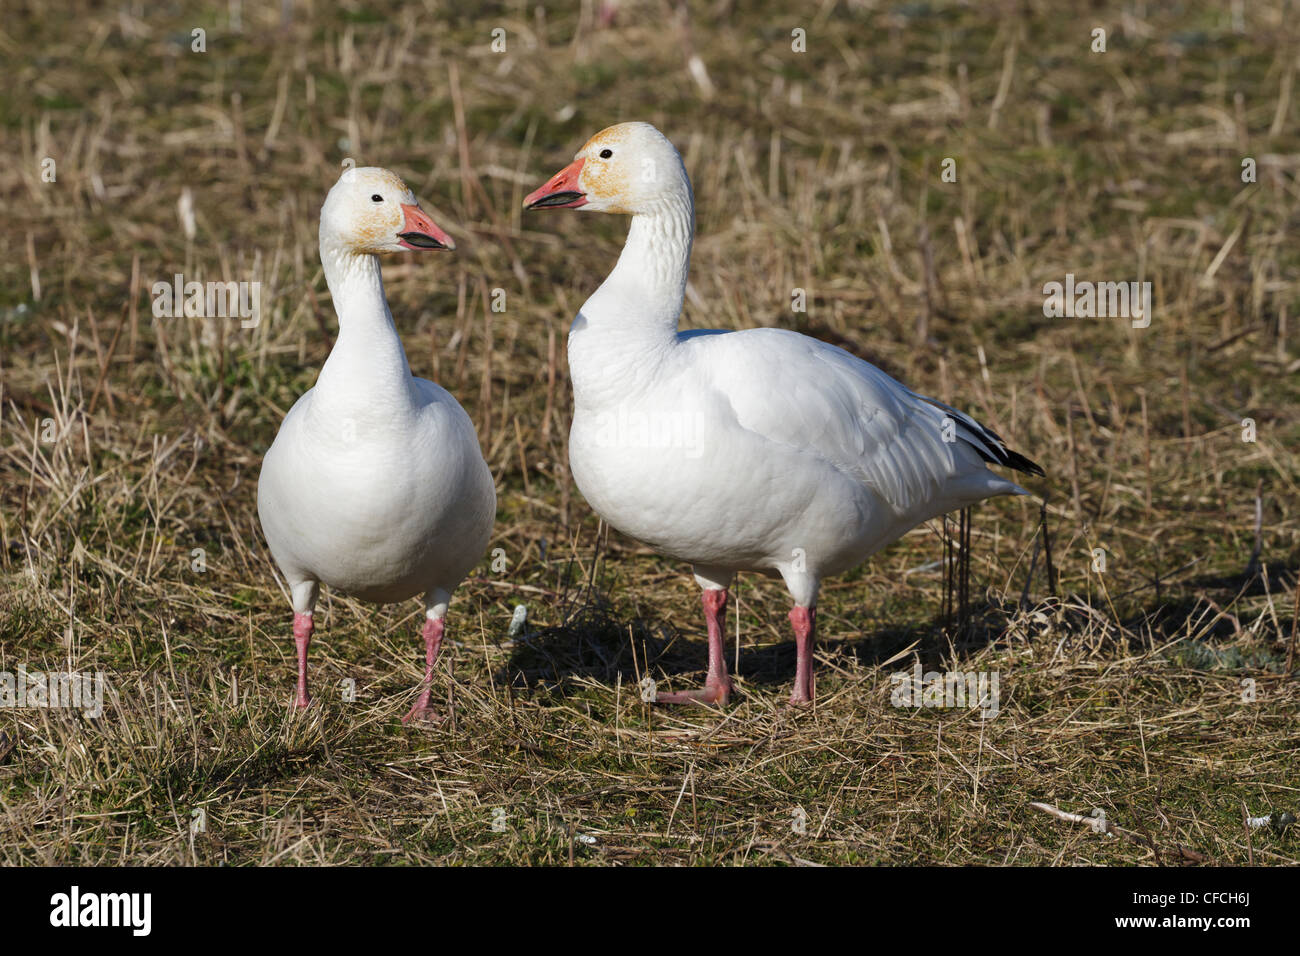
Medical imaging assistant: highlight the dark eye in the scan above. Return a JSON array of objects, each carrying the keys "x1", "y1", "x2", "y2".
[
  {"x1": 599, "y1": 148, "x2": 613, "y2": 159},
  {"x1": 371, "y1": 194, "x2": 383, "y2": 203}
]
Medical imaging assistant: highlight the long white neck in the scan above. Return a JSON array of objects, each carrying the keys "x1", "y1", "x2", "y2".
[
  {"x1": 569, "y1": 187, "x2": 694, "y2": 405},
  {"x1": 312, "y1": 237, "x2": 416, "y2": 422},
  {"x1": 581, "y1": 188, "x2": 694, "y2": 338}
]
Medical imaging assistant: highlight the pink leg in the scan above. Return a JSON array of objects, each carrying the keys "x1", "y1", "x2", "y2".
[
  {"x1": 292, "y1": 612, "x2": 313, "y2": 709},
  {"x1": 403, "y1": 617, "x2": 445, "y2": 724},
  {"x1": 655, "y1": 589, "x2": 731, "y2": 706},
  {"x1": 789, "y1": 606, "x2": 816, "y2": 705}
]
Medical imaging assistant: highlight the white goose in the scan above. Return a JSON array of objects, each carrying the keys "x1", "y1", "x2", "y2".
[
  {"x1": 258, "y1": 167, "x2": 496, "y2": 722},
  {"x1": 525, "y1": 123, "x2": 1042, "y2": 706}
]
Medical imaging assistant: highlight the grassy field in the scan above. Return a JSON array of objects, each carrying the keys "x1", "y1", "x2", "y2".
[{"x1": 1, "y1": 0, "x2": 1297, "y2": 865}]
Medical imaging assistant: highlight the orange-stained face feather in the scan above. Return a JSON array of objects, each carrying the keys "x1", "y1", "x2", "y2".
[
  {"x1": 349, "y1": 215, "x2": 397, "y2": 251},
  {"x1": 578, "y1": 126, "x2": 634, "y2": 214},
  {"x1": 342, "y1": 169, "x2": 412, "y2": 252}
]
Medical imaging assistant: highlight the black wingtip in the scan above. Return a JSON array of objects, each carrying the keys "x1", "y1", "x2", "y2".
[
  {"x1": 923, "y1": 397, "x2": 1045, "y2": 479},
  {"x1": 963, "y1": 438, "x2": 1045, "y2": 478},
  {"x1": 1002, "y1": 448, "x2": 1045, "y2": 478}
]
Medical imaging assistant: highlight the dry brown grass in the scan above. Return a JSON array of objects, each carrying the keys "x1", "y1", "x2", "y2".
[{"x1": 0, "y1": 0, "x2": 1297, "y2": 865}]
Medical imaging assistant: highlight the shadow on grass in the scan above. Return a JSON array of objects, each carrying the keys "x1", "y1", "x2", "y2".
[
  {"x1": 500, "y1": 563, "x2": 1298, "y2": 697},
  {"x1": 501, "y1": 588, "x2": 1024, "y2": 697}
]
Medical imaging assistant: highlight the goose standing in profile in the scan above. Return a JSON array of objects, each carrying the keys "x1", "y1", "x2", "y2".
[
  {"x1": 525, "y1": 123, "x2": 1041, "y2": 706},
  {"x1": 258, "y1": 167, "x2": 495, "y2": 722}
]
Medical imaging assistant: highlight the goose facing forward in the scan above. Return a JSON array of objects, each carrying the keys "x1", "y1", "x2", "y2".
[
  {"x1": 525, "y1": 122, "x2": 1042, "y2": 706},
  {"x1": 258, "y1": 167, "x2": 496, "y2": 722}
]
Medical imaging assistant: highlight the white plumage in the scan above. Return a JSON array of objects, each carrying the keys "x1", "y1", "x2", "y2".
[
  {"x1": 258, "y1": 167, "x2": 495, "y2": 721},
  {"x1": 527, "y1": 122, "x2": 1041, "y2": 705}
]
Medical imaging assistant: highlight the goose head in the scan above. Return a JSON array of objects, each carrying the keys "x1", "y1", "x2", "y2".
[
  {"x1": 320, "y1": 166, "x2": 455, "y2": 254},
  {"x1": 524, "y1": 122, "x2": 690, "y2": 216}
]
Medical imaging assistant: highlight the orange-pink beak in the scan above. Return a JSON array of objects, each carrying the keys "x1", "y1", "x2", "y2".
[
  {"x1": 524, "y1": 157, "x2": 588, "y2": 210},
  {"x1": 398, "y1": 203, "x2": 455, "y2": 250}
]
